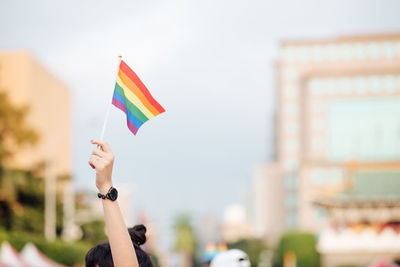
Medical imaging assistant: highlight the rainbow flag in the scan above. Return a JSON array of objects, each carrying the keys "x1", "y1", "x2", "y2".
[{"x1": 112, "y1": 60, "x2": 165, "y2": 135}]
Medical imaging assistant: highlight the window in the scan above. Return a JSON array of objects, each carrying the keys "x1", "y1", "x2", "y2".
[
  {"x1": 328, "y1": 97, "x2": 400, "y2": 161},
  {"x1": 285, "y1": 212, "x2": 298, "y2": 228}
]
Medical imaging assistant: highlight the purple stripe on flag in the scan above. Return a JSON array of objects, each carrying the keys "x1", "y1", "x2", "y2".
[{"x1": 112, "y1": 97, "x2": 139, "y2": 135}]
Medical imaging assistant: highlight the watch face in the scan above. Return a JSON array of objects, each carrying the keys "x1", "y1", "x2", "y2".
[{"x1": 108, "y1": 187, "x2": 118, "y2": 201}]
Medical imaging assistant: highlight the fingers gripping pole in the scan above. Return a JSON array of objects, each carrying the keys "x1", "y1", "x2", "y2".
[{"x1": 100, "y1": 55, "x2": 122, "y2": 141}]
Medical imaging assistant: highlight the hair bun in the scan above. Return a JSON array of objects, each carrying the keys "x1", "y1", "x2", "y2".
[{"x1": 128, "y1": 224, "x2": 147, "y2": 246}]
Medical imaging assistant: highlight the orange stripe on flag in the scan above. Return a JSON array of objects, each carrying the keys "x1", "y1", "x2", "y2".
[
  {"x1": 119, "y1": 61, "x2": 165, "y2": 114},
  {"x1": 118, "y1": 70, "x2": 160, "y2": 116}
]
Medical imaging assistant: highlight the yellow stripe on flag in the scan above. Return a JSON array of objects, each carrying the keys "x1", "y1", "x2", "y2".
[
  {"x1": 118, "y1": 70, "x2": 161, "y2": 116},
  {"x1": 116, "y1": 77, "x2": 155, "y2": 119}
]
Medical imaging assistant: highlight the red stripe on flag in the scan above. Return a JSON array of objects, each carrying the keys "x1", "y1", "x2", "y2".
[{"x1": 119, "y1": 60, "x2": 165, "y2": 114}]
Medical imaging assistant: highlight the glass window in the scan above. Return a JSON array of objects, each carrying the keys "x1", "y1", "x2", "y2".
[
  {"x1": 327, "y1": 168, "x2": 344, "y2": 184},
  {"x1": 285, "y1": 212, "x2": 298, "y2": 228},
  {"x1": 328, "y1": 97, "x2": 400, "y2": 161},
  {"x1": 338, "y1": 77, "x2": 351, "y2": 94},
  {"x1": 367, "y1": 42, "x2": 381, "y2": 59},
  {"x1": 282, "y1": 47, "x2": 295, "y2": 62},
  {"x1": 284, "y1": 174, "x2": 298, "y2": 190},
  {"x1": 309, "y1": 78, "x2": 322, "y2": 95},
  {"x1": 312, "y1": 101, "x2": 324, "y2": 113},
  {"x1": 327, "y1": 45, "x2": 337, "y2": 61},
  {"x1": 285, "y1": 194, "x2": 298, "y2": 209},
  {"x1": 315, "y1": 208, "x2": 327, "y2": 220},
  {"x1": 312, "y1": 137, "x2": 325, "y2": 151},
  {"x1": 354, "y1": 43, "x2": 366, "y2": 60},
  {"x1": 383, "y1": 75, "x2": 396, "y2": 92},
  {"x1": 284, "y1": 159, "x2": 298, "y2": 171},
  {"x1": 284, "y1": 140, "x2": 298, "y2": 152},
  {"x1": 311, "y1": 45, "x2": 324, "y2": 62},
  {"x1": 310, "y1": 167, "x2": 344, "y2": 186},
  {"x1": 383, "y1": 42, "x2": 395, "y2": 59},
  {"x1": 326, "y1": 78, "x2": 337, "y2": 95},
  {"x1": 283, "y1": 67, "x2": 298, "y2": 80},
  {"x1": 283, "y1": 85, "x2": 298, "y2": 97},
  {"x1": 311, "y1": 119, "x2": 324, "y2": 131},
  {"x1": 396, "y1": 75, "x2": 400, "y2": 89},
  {"x1": 284, "y1": 103, "x2": 298, "y2": 116},
  {"x1": 395, "y1": 42, "x2": 400, "y2": 57},
  {"x1": 354, "y1": 76, "x2": 367, "y2": 94},
  {"x1": 284, "y1": 121, "x2": 298, "y2": 134},
  {"x1": 298, "y1": 46, "x2": 310, "y2": 61},
  {"x1": 367, "y1": 75, "x2": 381, "y2": 93},
  {"x1": 310, "y1": 168, "x2": 324, "y2": 185}
]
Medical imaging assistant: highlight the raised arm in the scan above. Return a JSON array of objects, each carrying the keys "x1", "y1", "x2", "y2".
[{"x1": 89, "y1": 140, "x2": 138, "y2": 267}]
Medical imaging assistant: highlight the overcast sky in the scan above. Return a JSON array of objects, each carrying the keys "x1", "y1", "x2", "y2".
[{"x1": 1, "y1": 0, "x2": 400, "y2": 250}]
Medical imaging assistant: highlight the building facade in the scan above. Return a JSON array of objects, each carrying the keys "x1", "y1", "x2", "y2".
[
  {"x1": 0, "y1": 51, "x2": 71, "y2": 176},
  {"x1": 261, "y1": 33, "x2": 400, "y2": 265}
]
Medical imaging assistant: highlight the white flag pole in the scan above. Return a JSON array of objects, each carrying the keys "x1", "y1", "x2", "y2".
[{"x1": 99, "y1": 55, "x2": 122, "y2": 140}]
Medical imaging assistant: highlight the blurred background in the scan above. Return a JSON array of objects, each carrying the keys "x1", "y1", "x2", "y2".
[{"x1": 1, "y1": 0, "x2": 400, "y2": 266}]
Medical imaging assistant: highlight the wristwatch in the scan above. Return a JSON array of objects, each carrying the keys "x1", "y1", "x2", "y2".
[{"x1": 98, "y1": 187, "x2": 118, "y2": 201}]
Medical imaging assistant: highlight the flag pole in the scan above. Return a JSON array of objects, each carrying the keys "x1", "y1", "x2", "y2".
[{"x1": 99, "y1": 55, "x2": 122, "y2": 140}]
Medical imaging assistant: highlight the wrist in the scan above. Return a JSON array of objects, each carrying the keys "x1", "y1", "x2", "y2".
[
  {"x1": 97, "y1": 183, "x2": 113, "y2": 195},
  {"x1": 98, "y1": 186, "x2": 118, "y2": 201}
]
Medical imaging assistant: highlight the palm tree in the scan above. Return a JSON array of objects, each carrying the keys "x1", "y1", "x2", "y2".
[{"x1": 174, "y1": 214, "x2": 197, "y2": 267}]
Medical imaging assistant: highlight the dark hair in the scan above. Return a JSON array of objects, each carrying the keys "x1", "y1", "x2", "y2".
[
  {"x1": 85, "y1": 224, "x2": 154, "y2": 267},
  {"x1": 128, "y1": 224, "x2": 154, "y2": 267}
]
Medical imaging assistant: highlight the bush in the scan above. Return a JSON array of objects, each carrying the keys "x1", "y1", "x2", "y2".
[
  {"x1": 81, "y1": 220, "x2": 107, "y2": 245},
  {"x1": 274, "y1": 231, "x2": 320, "y2": 267},
  {"x1": 0, "y1": 228, "x2": 92, "y2": 266},
  {"x1": 228, "y1": 238, "x2": 267, "y2": 267}
]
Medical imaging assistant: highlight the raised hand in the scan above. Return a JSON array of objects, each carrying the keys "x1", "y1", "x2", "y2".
[{"x1": 89, "y1": 140, "x2": 114, "y2": 194}]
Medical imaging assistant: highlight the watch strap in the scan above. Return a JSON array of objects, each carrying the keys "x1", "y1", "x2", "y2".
[{"x1": 97, "y1": 187, "x2": 117, "y2": 201}]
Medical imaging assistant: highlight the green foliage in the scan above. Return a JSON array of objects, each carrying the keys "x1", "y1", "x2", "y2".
[
  {"x1": 0, "y1": 169, "x2": 45, "y2": 232},
  {"x1": 0, "y1": 92, "x2": 39, "y2": 230},
  {"x1": 0, "y1": 91, "x2": 38, "y2": 164},
  {"x1": 174, "y1": 214, "x2": 197, "y2": 255},
  {"x1": 0, "y1": 228, "x2": 92, "y2": 266},
  {"x1": 12, "y1": 206, "x2": 45, "y2": 233},
  {"x1": 274, "y1": 231, "x2": 320, "y2": 267},
  {"x1": 228, "y1": 238, "x2": 267, "y2": 267},
  {"x1": 0, "y1": 169, "x2": 92, "y2": 266},
  {"x1": 0, "y1": 93, "x2": 96, "y2": 265},
  {"x1": 150, "y1": 254, "x2": 161, "y2": 267},
  {"x1": 81, "y1": 220, "x2": 107, "y2": 245},
  {"x1": 173, "y1": 213, "x2": 198, "y2": 266}
]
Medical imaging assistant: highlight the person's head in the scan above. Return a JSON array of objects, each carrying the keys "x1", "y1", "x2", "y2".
[
  {"x1": 85, "y1": 224, "x2": 154, "y2": 267},
  {"x1": 210, "y1": 249, "x2": 250, "y2": 267},
  {"x1": 128, "y1": 224, "x2": 154, "y2": 266}
]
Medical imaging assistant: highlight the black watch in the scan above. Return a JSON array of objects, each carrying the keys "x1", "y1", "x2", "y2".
[{"x1": 98, "y1": 187, "x2": 118, "y2": 201}]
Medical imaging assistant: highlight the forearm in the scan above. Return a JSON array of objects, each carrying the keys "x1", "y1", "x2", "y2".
[
  {"x1": 89, "y1": 140, "x2": 138, "y2": 267},
  {"x1": 102, "y1": 199, "x2": 138, "y2": 267}
]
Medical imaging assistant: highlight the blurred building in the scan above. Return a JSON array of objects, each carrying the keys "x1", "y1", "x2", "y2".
[
  {"x1": 221, "y1": 204, "x2": 250, "y2": 242},
  {"x1": 249, "y1": 163, "x2": 284, "y2": 243},
  {"x1": 198, "y1": 213, "x2": 221, "y2": 246},
  {"x1": 0, "y1": 51, "x2": 71, "y2": 176},
  {"x1": 0, "y1": 51, "x2": 72, "y2": 240},
  {"x1": 256, "y1": 33, "x2": 400, "y2": 266}
]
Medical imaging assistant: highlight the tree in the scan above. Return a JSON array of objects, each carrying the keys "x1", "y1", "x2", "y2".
[
  {"x1": 0, "y1": 91, "x2": 38, "y2": 229},
  {"x1": 274, "y1": 231, "x2": 320, "y2": 267},
  {"x1": 174, "y1": 214, "x2": 197, "y2": 267},
  {"x1": 0, "y1": 91, "x2": 38, "y2": 166},
  {"x1": 81, "y1": 220, "x2": 108, "y2": 245},
  {"x1": 228, "y1": 238, "x2": 267, "y2": 267}
]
